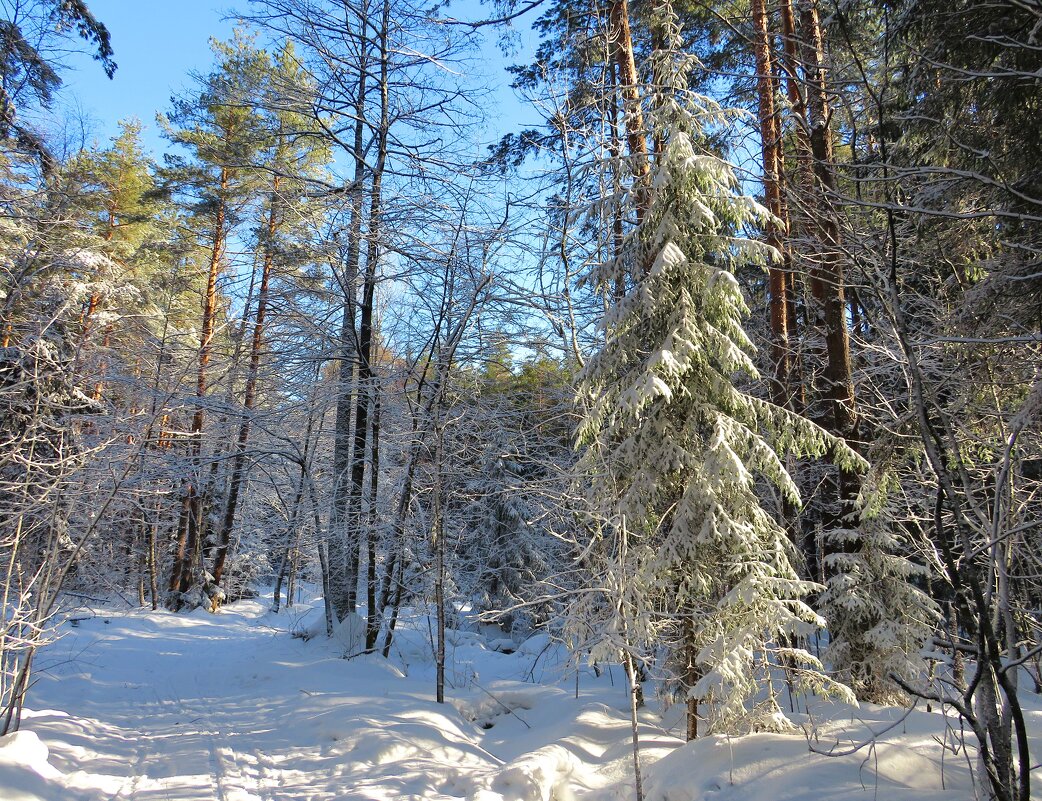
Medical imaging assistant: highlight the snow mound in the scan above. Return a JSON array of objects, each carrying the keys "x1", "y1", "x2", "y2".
[
  {"x1": 519, "y1": 632, "x2": 552, "y2": 657},
  {"x1": 488, "y1": 744, "x2": 580, "y2": 801},
  {"x1": 454, "y1": 687, "x2": 539, "y2": 730},
  {"x1": 639, "y1": 716, "x2": 956, "y2": 801},
  {"x1": 0, "y1": 729, "x2": 62, "y2": 780},
  {"x1": 0, "y1": 729, "x2": 124, "y2": 801},
  {"x1": 0, "y1": 733, "x2": 84, "y2": 799}
]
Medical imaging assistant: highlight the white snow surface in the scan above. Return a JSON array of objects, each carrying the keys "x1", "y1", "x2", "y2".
[{"x1": 2, "y1": 591, "x2": 1038, "y2": 800}]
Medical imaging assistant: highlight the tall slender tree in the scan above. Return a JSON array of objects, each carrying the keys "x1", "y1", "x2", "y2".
[
  {"x1": 161, "y1": 33, "x2": 268, "y2": 606},
  {"x1": 209, "y1": 43, "x2": 332, "y2": 595}
]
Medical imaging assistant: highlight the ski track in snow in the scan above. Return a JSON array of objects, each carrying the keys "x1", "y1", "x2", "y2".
[
  {"x1": 3, "y1": 593, "x2": 1040, "y2": 801},
  {"x1": 11, "y1": 596, "x2": 665, "y2": 801}
]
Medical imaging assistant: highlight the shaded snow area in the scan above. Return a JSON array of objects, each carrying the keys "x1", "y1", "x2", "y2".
[{"x1": 2, "y1": 593, "x2": 1039, "y2": 801}]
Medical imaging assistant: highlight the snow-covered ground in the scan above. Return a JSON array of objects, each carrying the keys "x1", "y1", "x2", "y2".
[{"x1": 2, "y1": 592, "x2": 1038, "y2": 800}]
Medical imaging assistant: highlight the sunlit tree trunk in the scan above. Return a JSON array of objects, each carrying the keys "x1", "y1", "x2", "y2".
[
  {"x1": 609, "y1": 0, "x2": 649, "y2": 220},
  {"x1": 799, "y1": 0, "x2": 856, "y2": 451},
  {"x1": 751, "y1": 0, "x2": 792, "y2": 407},
  {"x1": 211, "y1": 174, "x2": 282, "y2": 591},
  {"x1": 169, "y1": 168, "x2": 229, "y2": 601}
]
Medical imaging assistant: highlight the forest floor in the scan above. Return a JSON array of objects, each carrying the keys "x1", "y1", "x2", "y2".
[{"x1": 1, "y1": 591, "x2": 1038, "y2": 800}]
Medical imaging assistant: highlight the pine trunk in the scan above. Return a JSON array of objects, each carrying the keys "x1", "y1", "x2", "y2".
[
  {"x1": 212, "y1": 175, "x2": 281, "y2": 590},
  {"x1": 751, "y1": 0, "x2": 792, "y2": 407},
  {"x1": 799, "y1": 0, "x2": 856, "y2": 445},
  {"x1": 169, "y1": 168, "x2": 228, "y2": 601},
  {"x1": 609, "y1": 0, "x2": 650, "y2": 220}
]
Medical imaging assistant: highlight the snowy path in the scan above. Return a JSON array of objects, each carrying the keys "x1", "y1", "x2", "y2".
[
  {"x1": 4, "y1": 596, "x2": 1039, "y2": 801},
  {"x1": 9, "y1": 598, "x2": 672, "y2": 801},
  {"x1": 22, "y1": 603, "x2": 494, "y2": 799}
]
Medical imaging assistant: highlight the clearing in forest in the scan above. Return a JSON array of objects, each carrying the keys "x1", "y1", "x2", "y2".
[{"x1": 1, "y1": 594, "x2": 1035, "y2": 801}]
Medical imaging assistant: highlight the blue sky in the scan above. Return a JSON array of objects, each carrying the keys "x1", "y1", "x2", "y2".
[
  {"x1": 58, "y1": 1, "x2": 536, "y2": 158},
  {"x1": 60, "y1": 0, "x2": 237, "y2": 153},
  {"x1": 53, "y1": 0, "x2": 544, "y2": 328}
]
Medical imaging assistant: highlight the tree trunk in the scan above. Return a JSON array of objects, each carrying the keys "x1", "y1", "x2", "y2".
[
  {"x1": 344, "y1": 0, "x2": 389, "y2": 626},
  {"x1": 625, "y1": 650, "x2": 645, "y2": 801},
  {"x1": 799, "y1": 0, "x2": 856, "y2": 447},
  {"x1": 684, "y1": 617, "x2": 700, "y2": 741},
  {"x1": 169, "y1": 167, "x2": 229, "y2": 604},
  {"x1": 381, "y1": 555, "x2": 405, "y2": 659},
  {"x1": 147, "y1": 512, "x2": 158, "y2": 611},
  {"x1": 609, "y1": 0, "x2": 649, "y2": 211},
  {"x1": 274, "y1": 476, "x2": 306, "y2": 614},
  {"x1": 434, "y1": 424, "x2": 446, "y2": 705},
  {"x1": 168, "y1": 483, "x2": 192, "y2": 595},
  {"x1": 750, "y1": 0, "x2": 793, "y2": 407},
  {"x1": 329, "y1": 36, "x2": 370, "y2": 623},
  {"x1": 307, "y1": 477, "x2": 335, "y2": 637},
  {"x1": 212, "y1": 175, "x2": 281, "y2": 590},
  {"x1": 274, "y1": 383, "x2": 322, "y2": 613},
  {"x1": 274, "y1": 473, "x2": 306, "y2": 615},
  {"x1": 364, "y1": 381, "x2": 382, "y2": 651}
]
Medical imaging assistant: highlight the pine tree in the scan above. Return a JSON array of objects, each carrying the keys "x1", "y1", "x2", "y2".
[
  {"x1": 63, "y1": 121, "x2": 167, "y2": 395},
  {"x1": 0, "y1": 0, "x2": 114, "y2": 180},
  {"x1": 573, "y1": 4, "x2": 864, "y2": 735},
  {"x1": 209, "y1": 41, "x2": 332, "y2": 599},
  {"x1": 160, "y1": 31, "x2": 269, "y2": 608}
]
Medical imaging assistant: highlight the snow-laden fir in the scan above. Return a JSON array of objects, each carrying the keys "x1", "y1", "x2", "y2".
[{"x1": 572, "y1": 4, "x2": 868, "y2": 737}]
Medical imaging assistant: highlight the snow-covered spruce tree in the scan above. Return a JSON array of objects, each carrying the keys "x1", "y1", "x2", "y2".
[
  {"x1": 819, "y1": 468, "x2": 939, "y2": 703},
  {"x1": 463, "y1": 441, "x2": 536, "y2": 608},
  {"x1": 573, "y1": 5, "x2": 865, "y2": 736}
]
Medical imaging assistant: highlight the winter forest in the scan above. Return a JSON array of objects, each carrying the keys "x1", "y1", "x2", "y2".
[{"x1": 0, "y1": 0, "x2": 1040, "y2": 799}]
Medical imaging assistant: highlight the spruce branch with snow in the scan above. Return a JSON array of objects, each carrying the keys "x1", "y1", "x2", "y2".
[
  {"x1": 819, "y1": 464, "x2": 939, "y2": 703},
  {"x1": 572, "y1": 2, "x2": 865, "y2": 736}
]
